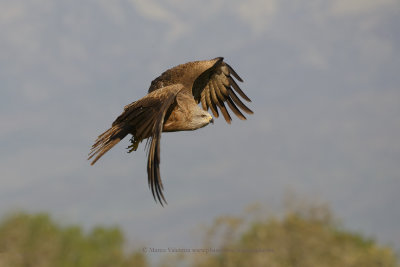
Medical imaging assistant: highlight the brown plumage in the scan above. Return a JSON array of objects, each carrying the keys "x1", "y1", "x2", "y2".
[{"x1": 88, "y1": 57, "x2": 253, "y2": 206}]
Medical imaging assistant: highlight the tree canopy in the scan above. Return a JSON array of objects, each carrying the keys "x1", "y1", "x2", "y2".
[
  {"x1": 0, "y1": 213, "x2": 147, "y2": 267},
  {"x1": 0, "y1": 203, "x2": 398, "y2": 267}
]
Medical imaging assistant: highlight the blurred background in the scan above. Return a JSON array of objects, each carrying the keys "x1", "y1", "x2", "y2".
[{"x1": 1, "y1": 0, "x2": 399, "y2": 266}]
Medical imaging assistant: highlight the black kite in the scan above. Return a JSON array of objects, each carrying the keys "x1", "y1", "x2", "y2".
[{"x1": 88, "y1": 57, "x2": 253, "y2": 205}]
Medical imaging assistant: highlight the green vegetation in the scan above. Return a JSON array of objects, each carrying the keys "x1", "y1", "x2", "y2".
[
  {"x1": 188, "y1": 204, "x2": 398, "y2": 267},
  {"x1": 0, "y1": 213, "x2": 147, "y2": 267},
  {"x1": 0, "y1": 203, "x2": 398, "y2": 267}
]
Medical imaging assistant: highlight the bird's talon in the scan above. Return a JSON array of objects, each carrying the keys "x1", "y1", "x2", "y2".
[{"x1": 127, "y1": 138, "x2": 140, "y2": 153}]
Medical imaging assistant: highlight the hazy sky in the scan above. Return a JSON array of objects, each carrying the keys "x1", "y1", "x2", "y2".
[{"x1": 1, "y1": 0, "x2": 399, "y2": 258}]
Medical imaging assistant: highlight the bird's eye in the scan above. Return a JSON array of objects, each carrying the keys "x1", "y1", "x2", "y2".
[{"x1": 201, "y1": 114, "x2": 207, "y2": 117}]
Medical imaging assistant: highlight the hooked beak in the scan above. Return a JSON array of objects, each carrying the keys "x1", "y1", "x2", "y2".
[{"x1": 209, "y1": 117, "x2": 214, "y2": 124}]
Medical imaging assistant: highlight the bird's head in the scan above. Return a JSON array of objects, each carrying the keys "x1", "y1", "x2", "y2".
[{"x1": 190, "y1": 107, "x2": 214, "y2": 130}]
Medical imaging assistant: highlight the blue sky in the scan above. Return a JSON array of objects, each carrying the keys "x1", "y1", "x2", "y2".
[{"x1": 1, "y1": 0, "x2": 399, "y2": 258}]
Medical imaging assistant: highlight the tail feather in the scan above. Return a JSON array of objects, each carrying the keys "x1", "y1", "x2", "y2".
[{"x1": 88, "y1": 125, "x2": 129, "y2": 165}]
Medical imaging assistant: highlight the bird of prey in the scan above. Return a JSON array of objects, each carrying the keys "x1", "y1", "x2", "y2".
[{"x1": 88, "y1": 57, "x2": 253, "y2": 206}]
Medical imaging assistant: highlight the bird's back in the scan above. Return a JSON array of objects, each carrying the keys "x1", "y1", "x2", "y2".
[{"x1": 148, "y1": 58, "x2": 222, "y2": 93}]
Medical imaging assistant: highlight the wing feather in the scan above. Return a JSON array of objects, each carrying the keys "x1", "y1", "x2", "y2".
[
  {"x1": 209, "y1": 81, "x2": 220, "y2": 105},
  {"x1": 226, "y1": 63, "x2": 243, "y2": 82},
  {"x1": 226, "y1": 97, "x2": 246, "y2": 120},
  {"x1": 194, "y1": 60, "x2": 253, "y2": 123},
  {"x1": 201, "y1": 90, "x2": 208, "y2": 111},
  {"x1": 205, "y1": 84, "x2": 219, "y2": 117},
  {"x1": 146, "y1": 85, "x2": 183, "y2": 206},
  {"x1": 217, "y1": 100, "x2": 231, "y2": 123},
  {"x1": 228, "y1": 76, "x2": 251, "y2": 102},
  {"x1": 229, "y1": 89, "x2": 254, "y2": 115},
  {"x1": 215, "y1": 77, "x2": 229, "y2": 96},
  {"x1": 212, "y1": 79, "x2": 227, "y2": 101},
  {"x1": 210, "y1": 80, "x2": 231, "y2": 123}
]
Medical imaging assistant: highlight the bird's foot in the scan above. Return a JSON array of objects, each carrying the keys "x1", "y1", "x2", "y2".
[{"x1": 127, "y1": 137, "x2": 140, "y2": 153}]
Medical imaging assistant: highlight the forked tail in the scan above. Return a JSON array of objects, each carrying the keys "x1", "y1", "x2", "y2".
[{"x1": 88, "y1": 124, "x2": 129, "y2": 165}]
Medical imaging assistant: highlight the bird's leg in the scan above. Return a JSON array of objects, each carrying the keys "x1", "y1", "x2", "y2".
[{"x1": 127, "y1": 136, "x2": 140, "y2": 153}]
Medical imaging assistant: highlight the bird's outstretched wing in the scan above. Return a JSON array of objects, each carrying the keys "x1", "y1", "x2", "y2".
[
  {"x1": 89, "y1": 84, "x2": 183, "y2": 205},
  {"x1": 145, "y1": 85, "x2": 182, "y2": 206},
  {"x1": 192, "y1": 59, "x2": 253, "y2": 124}
]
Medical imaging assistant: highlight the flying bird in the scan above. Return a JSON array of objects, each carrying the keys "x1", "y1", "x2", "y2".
[{"x1": 88, "y1": 57, "x2": 253, "y2": 206}]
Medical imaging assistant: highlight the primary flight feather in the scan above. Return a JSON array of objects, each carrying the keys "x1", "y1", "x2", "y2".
[{"x1": 88, "y1": 57, "x2": 253, "y2": 206}]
